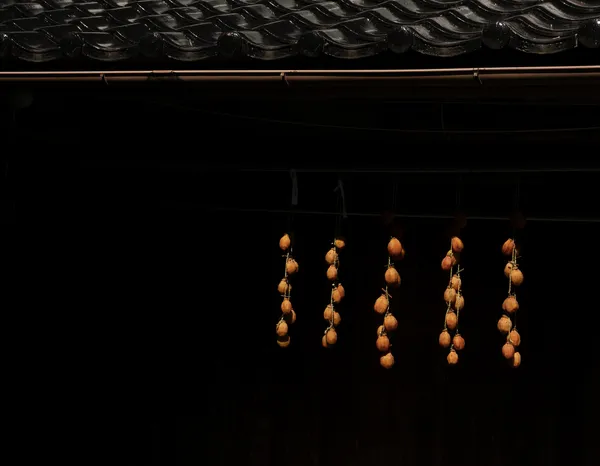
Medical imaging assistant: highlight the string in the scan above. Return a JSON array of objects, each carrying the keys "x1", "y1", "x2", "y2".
[
  {"x1": 290, "y1": 169, "x2": 298, "y2": 207},
  {"x1": 512, "y1": 178, "x2": 520, "y2": 240},
  {"x1": 335, "y1": 196, "x2": 341, "y2": 239},
  {"x1": 456, "y1": 175, "x2": 463, "y2": 211},
  {"x1": 334, "y1": 178, "x2": 346, "y2": 238},
  {"x1": 287, "y1": 169, "x2": 298, "y2": 243}
]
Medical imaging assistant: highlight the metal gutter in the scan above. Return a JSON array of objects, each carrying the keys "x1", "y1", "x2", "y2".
[{"x1": 1, "y1": 65, "x2": 600, "y2": 84}]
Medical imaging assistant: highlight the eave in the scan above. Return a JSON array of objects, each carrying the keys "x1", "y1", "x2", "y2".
[{"x1": 3, "y1": 65, "x2": 600, "y2": 102}]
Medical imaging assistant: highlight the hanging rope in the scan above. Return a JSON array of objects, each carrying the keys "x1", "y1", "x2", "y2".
[
  {"x1": 287, "y1": 169, "x2": 298, "y2": 242},
  {"x1": 456, "y1": 175, "x2": 463, "y2": 211},
  {"x1": 512, "y1": 178, "x2": 521, "y2": 239},
  {"x1": 290, "y1": 169, "x2": 298, "y2": 207},
  {"x1": 334, "y1": 178, "x2": 347, "y2": 217},
  {"x1": 333, "y1": 177, "x2": 346, "y2": 238}
]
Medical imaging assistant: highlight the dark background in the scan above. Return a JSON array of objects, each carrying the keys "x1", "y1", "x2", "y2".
[
  {"x1": 3, "y1": 91, "x2": 599, "y2": 465},
  {"x1": 24, "y1": 163, "x2": 600, "y2": 465},
  {"x1": 3, "y1": 82, "x2": 600, "y2": 148}
]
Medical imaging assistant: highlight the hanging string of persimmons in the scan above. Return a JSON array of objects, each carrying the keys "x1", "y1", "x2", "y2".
[
  {"x1": 322, "y1": 238, "x2": 346, "y2": 348},
  {"x1": 438, "y1": 236, "x2": 465, "y2": 365},
  {"x1": 275, "y1": 233, "x2": 524, "y2": 369},
  {"x1": 373, "y1": 237, "x2": 404, "y2": 369},
  {"x1": 499, "y1": 238, "x2": 523, "y2": 368},
  {"x1": 275, "y1": 233, "x2": 297, "y2": 348}
]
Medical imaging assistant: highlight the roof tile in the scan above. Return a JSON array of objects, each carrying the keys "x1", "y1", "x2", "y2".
[{"x1": 0, "y1": 0, "x2": 598, "y2": 63}]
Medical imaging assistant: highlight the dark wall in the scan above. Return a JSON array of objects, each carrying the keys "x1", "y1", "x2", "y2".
[
  {"x1": 170, "y1": 212, "x2": 596, "y2": 466},
  {"x1": 3, "y1": 87, "x2": 600, "y2": 148},
  {"x1": 26, "y1": 164, "x2": 596, "y2": 466}
]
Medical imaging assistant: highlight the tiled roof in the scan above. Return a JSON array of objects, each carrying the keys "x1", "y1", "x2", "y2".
[{"x1": 0, "y1": 0, "x2": 598, "y2": 64}]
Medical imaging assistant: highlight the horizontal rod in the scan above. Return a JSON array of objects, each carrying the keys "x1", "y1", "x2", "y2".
[
  {"x1": 1, "y1": 66, "x2": 600, "y2": 83},
  {"x1": 165, "y1": 204, "x2": 600, "y2": 224},
  {"x1": 82, "y1": 162, "x2": 600, "y2": 174},
  {"x1": 239, "y1": 167, "x2": 600, "y2": 175}
]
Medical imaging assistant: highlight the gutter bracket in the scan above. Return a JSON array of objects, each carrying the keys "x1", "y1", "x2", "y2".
[{"x1": 148, "y1": 70, "x2": 180, "y2": 82}]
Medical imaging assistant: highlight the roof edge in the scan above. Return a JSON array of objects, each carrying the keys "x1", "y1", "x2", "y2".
[{"x1": 1, "y1": 65, "x2": 600, "y2": 84}]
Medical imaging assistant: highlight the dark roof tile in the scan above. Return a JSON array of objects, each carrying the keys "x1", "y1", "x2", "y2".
[{"x1": 0, "y1": 0, "x2": 598, "y2": 64}]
